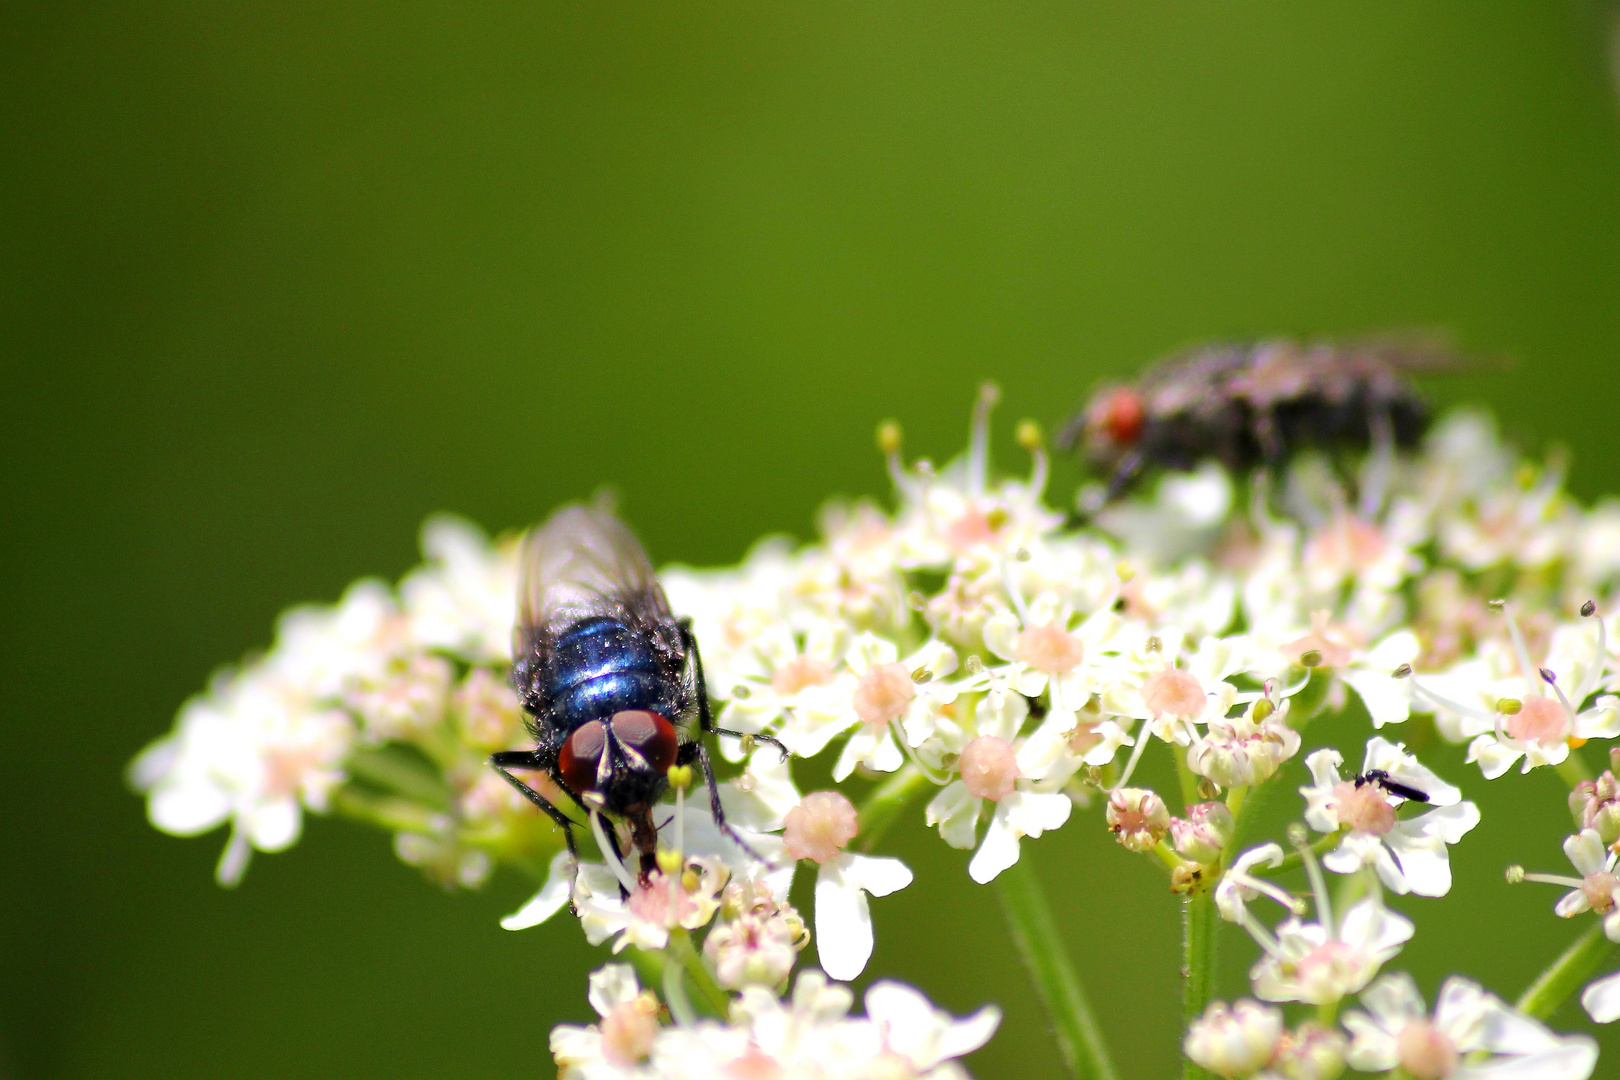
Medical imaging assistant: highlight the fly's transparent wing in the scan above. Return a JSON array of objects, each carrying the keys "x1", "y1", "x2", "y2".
[{"x1": 518, "y1": 502, "x2": 672, "y2": 632}]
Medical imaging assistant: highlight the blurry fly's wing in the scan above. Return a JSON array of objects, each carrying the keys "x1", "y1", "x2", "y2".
[{"x1": 518, "y1": 503, "x2": 673, "y2": 641}]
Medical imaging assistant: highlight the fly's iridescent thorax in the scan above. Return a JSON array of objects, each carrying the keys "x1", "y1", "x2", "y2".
[{"x1": 523, "y1": 615, "x2": 678, "y2": 732}]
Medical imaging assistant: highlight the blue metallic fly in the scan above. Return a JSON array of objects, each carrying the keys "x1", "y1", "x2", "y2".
[{"x1": 489, "y1": 502, "x2": 781, "y2": 886}]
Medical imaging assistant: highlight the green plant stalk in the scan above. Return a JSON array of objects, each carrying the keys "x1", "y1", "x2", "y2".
[
  {"x1": 1516, "y1": 921, "x2": 1617, "y2": 1020},
  {"x1": 995, "y1": 857, "x2": 1119, "y2": 1080},
  {"x1": 1556, "y1": 751, "x2": 1593, "y2": 789},
  {"x1": 1173, "y1": 744, "x2": 1200, "y2": 810},
  {"x1": 666, "y1": 928, "x2": 731, "y2": 1018},
  {"x1": 1182, "y1": 891, "x2": 1217, "y2": 1080},
  {"x1": 855, "y1": 763, "x2": 933, "y2": 852}
]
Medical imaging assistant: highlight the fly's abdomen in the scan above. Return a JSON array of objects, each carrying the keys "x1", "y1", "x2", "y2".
[{"x1": 548, "y1": 616, "x2": 669, "y2": 727}]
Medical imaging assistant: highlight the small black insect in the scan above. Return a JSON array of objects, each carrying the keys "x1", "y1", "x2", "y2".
[
  {"x1": 490, "y1": 502, "x2": 780, "y2": 886},
  {"x1": 1058, "y1": 339, "x2": 1446, "y2": 501},
  {"x1": 1354, "y1": 769, "x2": 1431, "y2": 804}
]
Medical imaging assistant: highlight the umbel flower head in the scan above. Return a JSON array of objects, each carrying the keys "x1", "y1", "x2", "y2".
[{"x1": 129, "y1": 388, "x2": 1620, "y2": 1077}]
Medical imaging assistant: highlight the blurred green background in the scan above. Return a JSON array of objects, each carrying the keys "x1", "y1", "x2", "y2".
[{"x1": 6, "y1": 3, "x2": 1620, "y2": 1077}]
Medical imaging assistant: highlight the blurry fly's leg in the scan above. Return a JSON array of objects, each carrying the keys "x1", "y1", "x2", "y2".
[
  {"x1": 1252, "y1": 409, "x2": 1285, "y2": 466},
  {"x1": 679, "y1": 619, "x2": 788, "y2": 761},
  {"x1": 689, "y1": 739, "x2": 769, "y2": 865},
  {"x1": 1359, "y1": 408, "x2": 1396, "y2": 518},
  {"x1": 489, "y1": 751, "x2": 580, "y2": 860},
  {"x1": 1102, "y1": 450, "x2": 1145, "y2": 504}
]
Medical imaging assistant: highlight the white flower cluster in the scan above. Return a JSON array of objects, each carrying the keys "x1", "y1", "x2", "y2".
[
  {"x1": 129, "y1": 517, "x2": 522, "y2": 885},
  {"x1": 552, "y1": 964, "x2": 998, "y2": 1080},
  {"x1": 133, "y1": 386, "x2": 1620, "y2": 1076}
]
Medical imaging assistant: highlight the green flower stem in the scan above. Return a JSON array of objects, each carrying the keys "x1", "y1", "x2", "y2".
[
  {"x1": 1182, "y1": 891, "x2": 1217, "y2": 1080},
  {"x1": 666, "y1": 928, "x2": 731, "y2": 1018},
  {"x1": 1515, "y1": 920, "x2": 1617, "y2": 1020},
  {"x1": 1249, "y1": 828, "x2": 1347, "y2": 877},
  {"x1": 330, "y1": 785, "x2": 444, "y2": 833},
  {"x1": 855, "y1": 763, "x2": 934, "y2": 852},
  {"x1": 1556, "y1": 752, "x2": 1594, "y2": 789},
  {"x1": 994, "y1": 857, "x2": 1119, "y2": 1080},
  {"x1": 1173, "y1": 744, "x2": 1200, "y2": 810}
]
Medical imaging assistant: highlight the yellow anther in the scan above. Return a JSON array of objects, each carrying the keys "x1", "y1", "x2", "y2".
[
  {"x1": 1300, "y1": 649, "x2": 1323, "y2": 669},
  {"x1": 1116, "y1": 560, "x2": 1136, "y2": 583},
  {"x1": 1497, "y1": 698, "x2": 1522, "y2": 716},
  {"x1": 656, "y1": 849, "x2": 683, "y2": 875},
  {"x1": 667, "y1": 764, "x2": 694, "y2": 789},
  {"x1": 1016, "y1": 419, "x2": 1044, "y2": 452},
  {"x1": 1252, "y1": 698, "x2": 1275, "y2": 723},
  {"x1": 1505, "y1": 864, "x2": 1525, "y2": 884},
  {"x1": 680, "y1": 869, "x2": 700, "y2": 892}
]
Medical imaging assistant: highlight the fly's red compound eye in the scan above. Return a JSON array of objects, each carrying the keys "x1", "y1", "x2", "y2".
[
  {"x1": 610, "y1": 710, "x2": 679, "y2": 776},
  {"x1": 1102, "y1": 388, "x2": 1145, "y2": 446},
  {"x1": 558, "y1": 720, "x2": 606, "y2": 793}
]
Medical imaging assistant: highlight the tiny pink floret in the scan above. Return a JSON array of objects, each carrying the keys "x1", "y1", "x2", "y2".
[
  {"x1": 1507, "y1": 696, "x2": 1570, "y2": 746},
  {"x1": 1395, "y1": 1019, "x2": 1458, "y2": 1080},
  {"x1": 783, "y1": 791, "x2": 859, "y2": 864},
  {"x1": 959, "y1": 735, "x2": 1021, "y2": 801},
  {"x1": 1332, "y1": 781, "x2": 1396, "y2": 836},
  {"x1": 852, "y1": 662, "x2": 916, "y2": 730},
  {"x1": 1142, "y1": 668, "x2": 1205, "y2": 719},
  {"x1": 600, "y1": 996, "x2": 659, "y2": 1066},
  {"x1": 1017, "y1": 623, "x2": 1085, "y2": 675}
]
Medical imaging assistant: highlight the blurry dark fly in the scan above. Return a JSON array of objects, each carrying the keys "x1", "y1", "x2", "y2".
[
  {"x1": 1354, "y1": 769, "x2": 1431, "y2": 804},
  {"x1": 1058, "y1": 339, "x2": 1447, "y2": 502},
  {"x1": 489, "y1": 502, "x2": 781, "y2": 887}
]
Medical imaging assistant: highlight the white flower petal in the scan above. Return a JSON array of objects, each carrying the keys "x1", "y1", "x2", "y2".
[
  {"x1": 1582, "y1": 970, "x2": 1620, "y2": 1023},
  {"x1": 586, "y1": 963, "x2": 641, "y2": 1017},
  {"x1": 926, "y1": 781, "x2": 982, "y2": 851},
  {"x1": 968, "y1": 805, "x2": 1025, "y2": 885},
  {"x1": 815, "y1": 857, "x2": 876, "y2": 980},
  {"x1": 1565, "y1": 829, "x2": 1608, "y2": 878},
  {"x1": 1344, "y1": 669, "x2": 1411, "y2": 728},
  {"x1": 842, "y1": 854, "x2": 914, "y2": 898},
  {"x1": 501, "y1": 851, "x2": 574, "y2": 931}
]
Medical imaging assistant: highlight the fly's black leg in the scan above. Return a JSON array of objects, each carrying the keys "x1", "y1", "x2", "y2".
[
  {"x1": 1359, "y1": 407, "x2": 1395, "y2": 518},
  {"x1": 1103, "y1": 449, "x2": 1144, "y2": 504},
  {"x1": 679, "y1": 619, "x2": 788, "y2": 761},
  {"x1": 490, "y1": 750, "x2": 580, "y2": 860},
  {"x1": 690, "y1": 739, "x2": 769, "y2": 864}
]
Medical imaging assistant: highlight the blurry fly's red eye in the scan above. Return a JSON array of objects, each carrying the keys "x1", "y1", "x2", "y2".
[
  {"x1": 611, "y1": 710, "x2": 679, "y2": 775},
  {"x1": 1104, "y1": 390, "x2": 1145, "y2": 446},
  {"x1": 558, "y1": 720, "x2": 606, "y2": 793}
]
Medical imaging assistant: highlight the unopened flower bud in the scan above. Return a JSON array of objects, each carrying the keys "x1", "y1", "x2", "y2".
[
  {"x1": 1170, "y1": 802, "x2": 1235, "y2": 864},
  {"x1": 1573, "y1": 772, "x2": 1620, "y2": 843},
  {"x1": 704, "y1": 908, "x2": 804, "y2": 989},
  {"x1": 1273, "y1": 1022, "x2": 1346, "y2": 1080},
  {"x1": 1187, "y1": 708, "x2": 1300, "y2": 788},
  {"x1": 1107, "y1": 787, "x2": 1170, "y2": 852},
  {"x1": 1183, "y1": 999, "x2": 1284, "y2": 1078}
]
